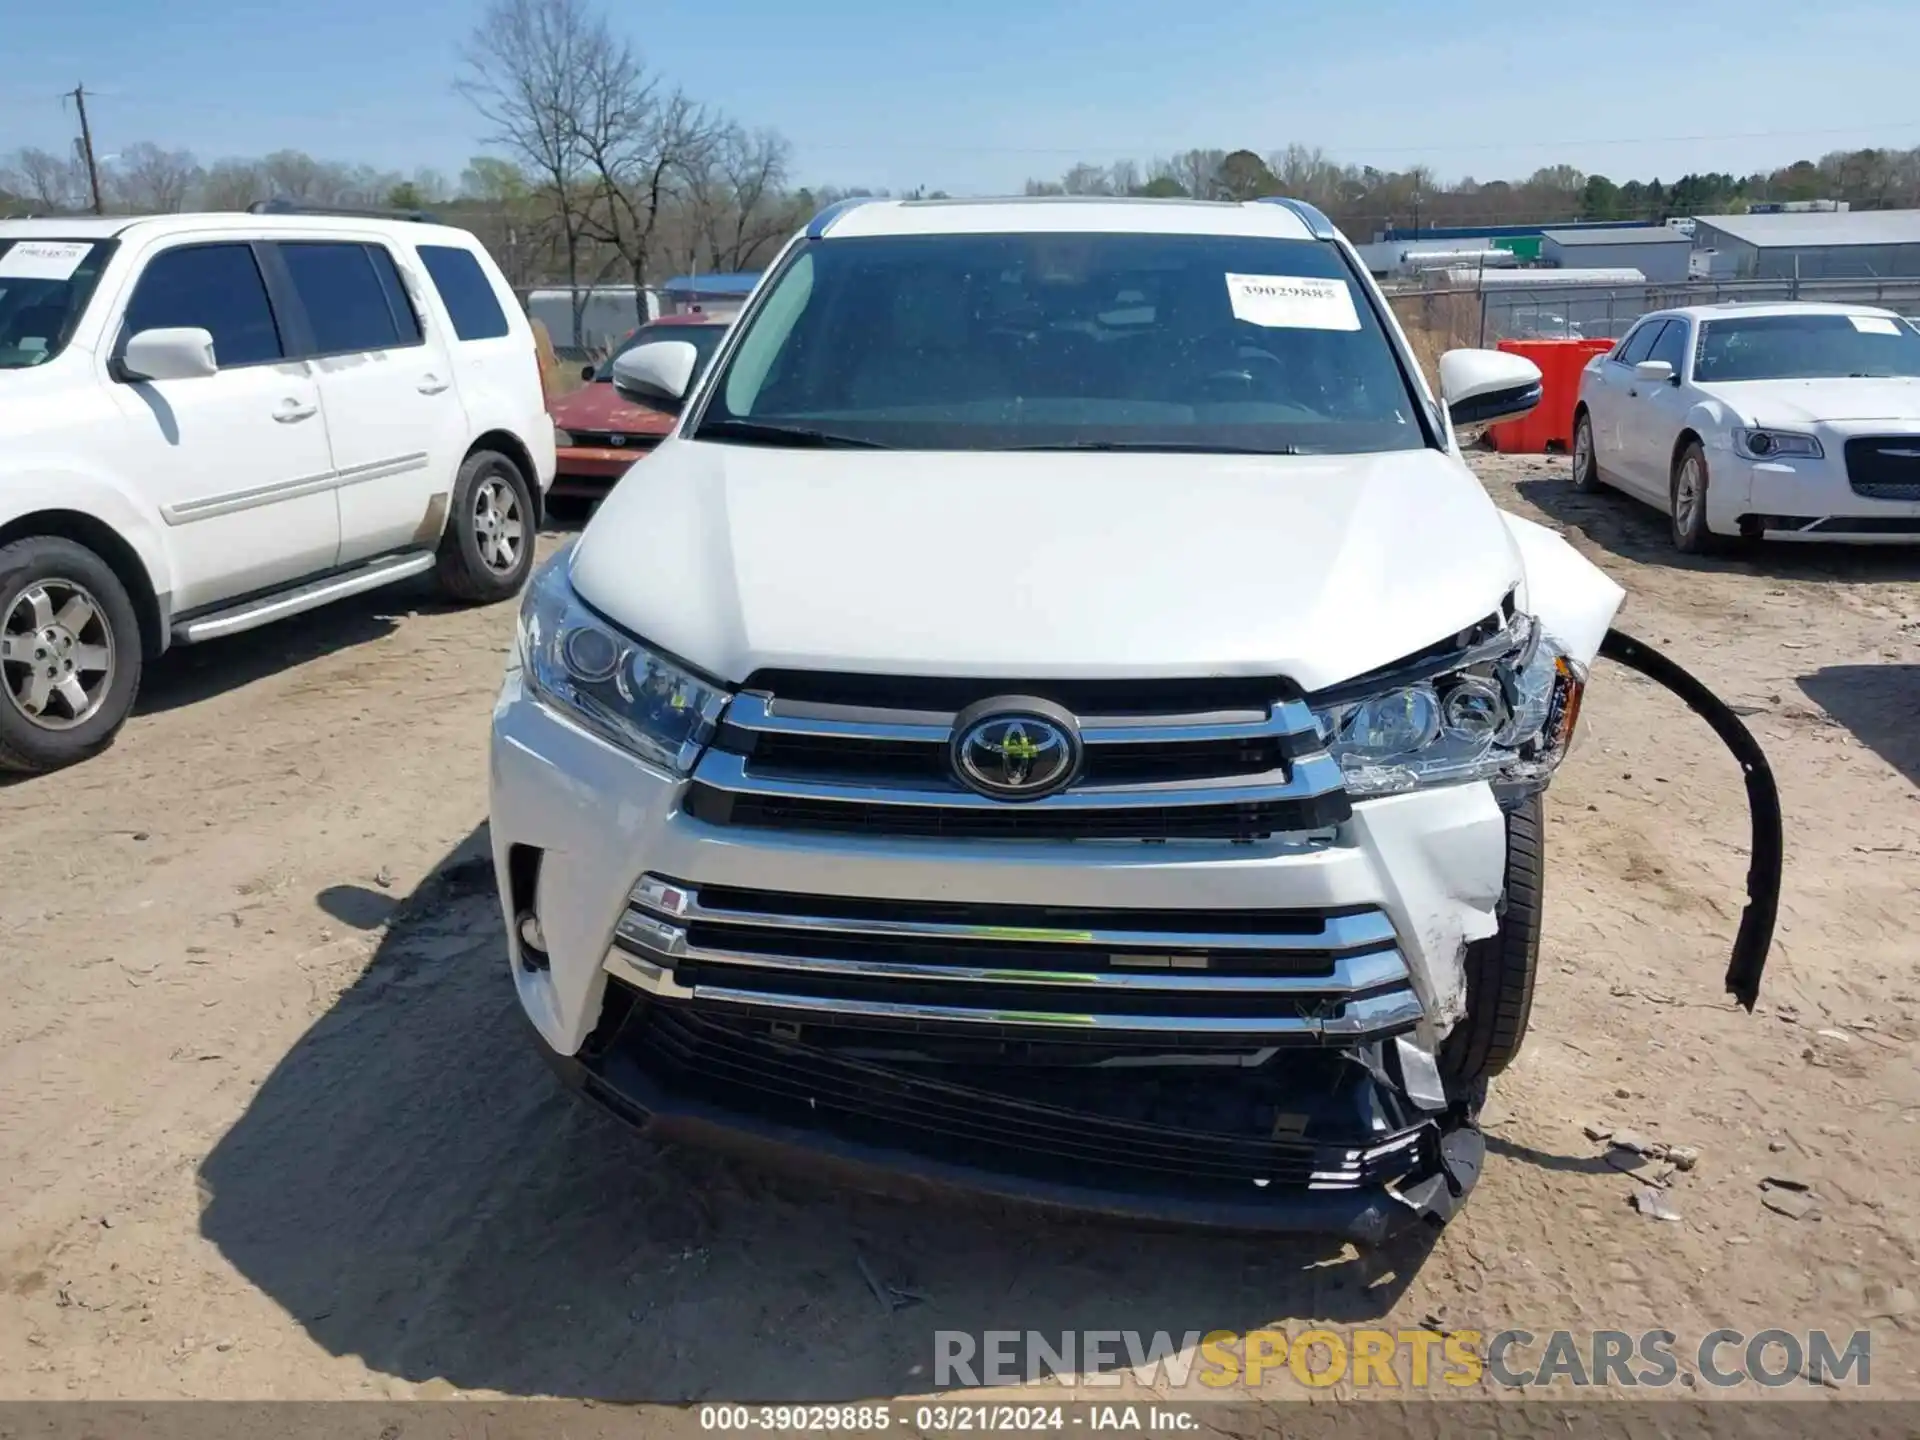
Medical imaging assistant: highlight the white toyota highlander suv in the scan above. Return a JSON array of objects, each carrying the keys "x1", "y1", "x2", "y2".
[
  {"x1": 0, "y1": 205, "x2": 555, "y2": 773},
  {"x1": 488, "y1": 195, "x2": 1639, "y2": 1240}
]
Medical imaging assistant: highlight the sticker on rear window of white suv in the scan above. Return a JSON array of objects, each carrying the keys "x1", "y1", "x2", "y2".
[
  {"x1": 0, "y1": 241, "x2": 92, "y2": 282},
  {"x1": 1848, "y1": 314, "x2": 1902, "y2": 336},
  {"x1": 1225, "y1": 273, "x2": 1361, "y2": 331}
]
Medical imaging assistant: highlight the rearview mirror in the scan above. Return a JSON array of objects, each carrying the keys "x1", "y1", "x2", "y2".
[
  {"x1": 611, "y1": 341, "x2": 698, "y2": 412},
  {"x1": 1438, "y1": 348, "x2": 1543, "y2": 429},
  {"x1": 1634, "y1": 359, "x2": 1677, "y2": 384},
  {"x1": 120, "y1": 327, "x2": 218, "y2": 382}
]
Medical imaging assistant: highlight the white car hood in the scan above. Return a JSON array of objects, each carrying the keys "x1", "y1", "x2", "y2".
[
  {"x1": 1706, "y1": 376, "x2": 1920, "y2": 425},
  {"x1": 568, "y1": 441, "x2": 1525, "y2": 693}
]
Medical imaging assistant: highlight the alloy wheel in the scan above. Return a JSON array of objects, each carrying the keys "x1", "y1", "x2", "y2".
[
  {"x1": 0, "y1": 579, "x2": 116, "y2": 731},
  {"x1": 473, "y1": 473, "x2": 526, "y2": 574}
]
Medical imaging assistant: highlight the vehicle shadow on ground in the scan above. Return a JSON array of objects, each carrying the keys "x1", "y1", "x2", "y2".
[
  {"x1": 198, "y1": 828, "x2": 1444, "y2": 1401},
  {"x1": 1798, "y1": 664, "x2": 1920, "y2": 787},
  {"x1": 135, "y1": 575, "x2": 462, "y2": 716},
  {"x1": 1515, "y1": 474, "x2": 1920, "y2": 583}
]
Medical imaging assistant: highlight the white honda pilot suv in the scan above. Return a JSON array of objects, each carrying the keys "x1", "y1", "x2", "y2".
[
  {"x1": 488, "y1": 196, "x2": 1629, "y2": 1241},
  {"x1": 0, "y1": 206, "x2": 555, "y2": 773}
]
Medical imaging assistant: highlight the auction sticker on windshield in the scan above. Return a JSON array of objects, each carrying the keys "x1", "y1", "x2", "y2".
[
  {"x1": 1225, "y1": 273, "x2": 1361, "y2": 331},
  {"x1": 1848, "y1": 314, "x2": 1902, "y2": 336},
  {"x1": 0, "y1": 241, "x2": 93, "y2": 281}
]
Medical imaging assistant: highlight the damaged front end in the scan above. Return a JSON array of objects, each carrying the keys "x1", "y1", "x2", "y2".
[
  {"x1": 551, "y1": 893, "x2": 1492, "y2": 1244},
  {"x1": 520, "y1": 517, "x2": 1783, "y2": 1242}
]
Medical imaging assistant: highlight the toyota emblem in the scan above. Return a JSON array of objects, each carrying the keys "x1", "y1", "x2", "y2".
[{"x1": 950, "y1": 697, "x2": 1082, "y2": 800}]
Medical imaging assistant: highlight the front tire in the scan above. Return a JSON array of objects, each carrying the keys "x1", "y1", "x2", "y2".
[
  {"x1": 1439, "y1": 792, "x2": 1544, "y2": 1088},
  {"x1": 1669, "y1": 440, "x2": 1719, "y2": 555},
  {"x1": 1571, "y1": 408, "x2": 1602, "y2": 492},
  {"x1": 438, "y1": 449, "x2": 537, "y2": 603},
  {"x1": 0, "y1": 536, "x2": 144, "y2": 774}
]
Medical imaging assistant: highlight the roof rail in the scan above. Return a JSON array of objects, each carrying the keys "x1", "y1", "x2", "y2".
[
  {"x1": 247, "y1": 198, "x2": 442, "y2": 224},
  {"x1": 805, "y1": 195, "x2": 879, "y2": 238},
  {"x1": 1255, "y1": 196, "x2": 1337, "y2": 241}
]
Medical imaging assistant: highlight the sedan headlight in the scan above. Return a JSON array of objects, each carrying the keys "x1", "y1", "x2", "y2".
[
  {"x1": 1733, "y1": 427, "x2": 1823, "y2": 460},
  {"x1": 516, "y1": 549, "x2": 729, "y2": 773},
  {"x1": 1312, "y1": 616, "x2": 1586, "y2": 797},
  {"x1": 553, "y1": 426, "x2": 576, "y2": 447}
]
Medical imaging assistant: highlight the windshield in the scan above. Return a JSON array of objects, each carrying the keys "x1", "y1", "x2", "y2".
[
  {"x1": 691, "y1": 231, "x2": 1427, "y2": 453},
  {"x1": 0, "y1": 239, "x2": 112, "y2": 370},
  {"x1": 593, "y1": 322, "x2": 728, "y2": 382},
  {"x1": 1695, "y1": 312, "x2": 1920, "y2": 382}
]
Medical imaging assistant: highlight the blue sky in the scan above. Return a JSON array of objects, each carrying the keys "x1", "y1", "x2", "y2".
[{"x1": 5, "y1": 0, "x2": 1917, "y2": 197}]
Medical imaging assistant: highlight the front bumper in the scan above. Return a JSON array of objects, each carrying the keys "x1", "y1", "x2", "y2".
[
  {"x1": 489, "y1": 670, "x2": 1509, "y2": 1231},
  {"x1": 552, "y1": 444, "x2": 655, "y2": 495},
  {"x1": 1717, "y1": 439, "x2": 1920, "y2": 542}
]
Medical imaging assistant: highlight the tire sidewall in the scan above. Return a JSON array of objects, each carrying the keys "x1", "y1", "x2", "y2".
[
  {"x1": 0, "y1": 538, "x2": 143, "y2": 771},
  {"x1": 443, "y1": 450, "x2": 537, "y2": 602},
  {"x1": 1571, "y1": 408, "x2": 1599, "y2": 490},
  {"x1": 1670, "y1": 442, "x2": 1713, "y2": 553},
  {"x1": 1439, "y1": 791, "x2": 1545, "y2": 1089}
]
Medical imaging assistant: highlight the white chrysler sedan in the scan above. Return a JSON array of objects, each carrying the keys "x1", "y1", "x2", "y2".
[{"x1": 1571, "y1": 302, "x2": 1920, "y2": 552}]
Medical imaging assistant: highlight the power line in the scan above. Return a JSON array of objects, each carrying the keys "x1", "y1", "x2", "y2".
[{"x1": 792, "y1": 119, "x2": 1920, "y2": 159}]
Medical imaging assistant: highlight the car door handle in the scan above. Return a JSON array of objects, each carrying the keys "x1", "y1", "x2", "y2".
[
  {"x1": 273, "y1": 400, "x2": 318, "y2": 423},
  {"x1": 417, "y1": 375, "x2": 451, "y2": 395}
]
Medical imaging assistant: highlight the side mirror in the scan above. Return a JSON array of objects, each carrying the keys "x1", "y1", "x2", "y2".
[
  {"x1": 120, "y1": 327, "x2": 218, "y2": 382},
  {"x1": 610, "y1": 340, "x2": 698, "y2": 412},
  {"x1": 1438, "y1": 348, "x2": 1543, "y2": 429},
  {"x1": 1634, "y1": 359, "x2": 1677, "y2": 385},
  {"x1": 580, "y1": 362, "x2": 596, "y2": 382}
]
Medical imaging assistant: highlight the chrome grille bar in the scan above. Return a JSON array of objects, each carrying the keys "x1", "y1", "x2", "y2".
[
  {"x1": 691, "y1": 748, "x2": 1346, "y2": 811},
  {"x1": 604, "y1": 878, "x2": 1422, "y2": 1043},
  {"x1": 630, "y1": 874, "x2": 1397, "y2": 954}
]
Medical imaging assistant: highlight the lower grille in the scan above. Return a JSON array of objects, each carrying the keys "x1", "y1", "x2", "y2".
[
  {"x1": 616, "y1": 1003, "x2": 1437, "y2": 1194},
  {"x1": 1845, "y1": 435, "x2": 1920, "y2": 500},
  {"x1": 565, "y1": 429, "x2": 660, "y2": 449},
  {"x1": 605, "y1": 876, "x2": 1423, "y2": 1044}
]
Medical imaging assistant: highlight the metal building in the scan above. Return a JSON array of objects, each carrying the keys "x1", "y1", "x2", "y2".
[
  {"x1": 1539, "y1": 226, "x2": 1692, "y2": 283},
  {"x1": 1690, "y1": 210, "x2": 1920, "y2": 280}
]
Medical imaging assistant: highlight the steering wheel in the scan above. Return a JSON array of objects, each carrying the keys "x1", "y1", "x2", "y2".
[{"x1": 1193, "y1": 330, "x2": 1289, "y2": 398}]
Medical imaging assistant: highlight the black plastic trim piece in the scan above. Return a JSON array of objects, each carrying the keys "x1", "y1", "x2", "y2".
[
  {"x1": 533, "y1": 1012, "x2": 1477, "y2": 1241},
  {"x1": 1598, "y1": 629, "x2": 1781, "y2": 1009},
  {"x1": 1449, "y1": 381, "x2": 1544, "y2": 429}
]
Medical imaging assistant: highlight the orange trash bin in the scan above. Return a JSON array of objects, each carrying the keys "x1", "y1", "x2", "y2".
[{"x1": 1486, "y1": 338, "x2": 1614, "y2": 454}]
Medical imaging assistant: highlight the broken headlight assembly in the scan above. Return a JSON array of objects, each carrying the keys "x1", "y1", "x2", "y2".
[
  {"x1": 1311, "y1": 613, "x2": 1585, "y2": 798},
  {"x1": 516, "y1": 548, "x2": 729, "y2": 774}
]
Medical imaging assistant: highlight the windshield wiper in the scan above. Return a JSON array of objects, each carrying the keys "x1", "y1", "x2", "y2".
[
  {"x1": 995, "y1": 440, "x2": 1305, "y2": 455},
  {"x1": 696, "y1": 419, "x2": 890, "y2": 449}
]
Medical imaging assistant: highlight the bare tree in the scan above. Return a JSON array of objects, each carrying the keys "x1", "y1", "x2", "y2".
[
  {"x1": 108, "y1": 142, "x2": 204, "y2": 213},
  {"x1": 1172, "y1": 149, "x2": 1225, "y2": 201},
  {"x1": 2, "y1": 146, "x2": 90, "y2": 212},
  {"x1": 1060, "y1": 162, "x2": 1112, "y2": 196},
  {"x1": 572, "y1": 32, "x2": 718, "y2": 324},
  {"x1": 200, "y1": 158, "x2": 266, "y2": 211},
  {"x1": 459, "y1": 0, "x2": 600, "y2": 343},
  {"x1": 682, "y1": 124, "x2": 798, "y2": 274}
]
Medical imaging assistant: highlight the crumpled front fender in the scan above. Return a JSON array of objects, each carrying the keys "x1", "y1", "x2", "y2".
[{"x1": 1500, "y1": 510, "x2": 1625, "y2": 666}]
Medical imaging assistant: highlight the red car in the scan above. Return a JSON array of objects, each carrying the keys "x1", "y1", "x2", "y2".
[{"x1": 547, "y1": 314, "x2": 731, "y2": 498}]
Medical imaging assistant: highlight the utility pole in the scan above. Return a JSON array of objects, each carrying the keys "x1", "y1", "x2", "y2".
[{"x1": 68, "y1": 84, "x2": 104, "y2": 215}]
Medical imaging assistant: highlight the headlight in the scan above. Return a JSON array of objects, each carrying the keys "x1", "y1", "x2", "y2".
[
  {"x1": 553, "y1": 426, "x2": 576, "y2": 447},
  {"x1": 1733, "y1": 427, "x2": 1822, "y2": 460},
  {"x1": 1312, "y1": 616, "x2": 1586, "y2": 797},
  {"x1": 516, "y1": 549, "x2": 729, "y2": 773}
]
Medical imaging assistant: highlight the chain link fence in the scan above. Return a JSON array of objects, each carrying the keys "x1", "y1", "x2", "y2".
[{"x1": 1388, "y1": 276, "x2": 1920, "y2": 364}]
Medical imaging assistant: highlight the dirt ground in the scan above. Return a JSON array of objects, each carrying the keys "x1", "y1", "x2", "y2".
[{"x1": 2, "y1": 453, "x2": 1917, "y2": 1404}]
